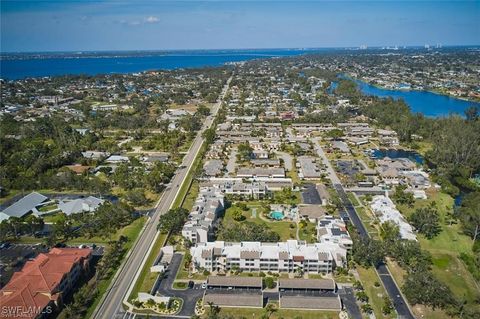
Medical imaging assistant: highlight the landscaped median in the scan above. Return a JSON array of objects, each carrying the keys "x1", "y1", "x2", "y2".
[
  {"x1": 127, "y1": 232, "x2": 168, "y2": 302},
  {"x1": 132, "y1": 296, "x2": 183, "y2": 315},
  {"x1": 126, "y1": 142, "x2": 208, "y2": 307}
]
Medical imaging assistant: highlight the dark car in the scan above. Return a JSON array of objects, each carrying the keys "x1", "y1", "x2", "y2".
[
  {"x1": 0, "y1": 242, "x2": 11, "y2": 249},
  {"x1": 188, "y1": 281, "x2": 194, "y2": 289}
]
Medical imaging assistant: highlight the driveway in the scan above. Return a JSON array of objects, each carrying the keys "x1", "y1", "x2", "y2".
[
  {"x1": 225, "y1": 147, "x2": 237, "y2": 176},
  {"x1": 275, "y1": 151, "x2": 293, "y2": 171},
  {"x1": 152, "y1": 253, "x2": 204, "y2": 317},
  {"x1": 338, "y1": 286, "x2": 362, "y2": 319}
]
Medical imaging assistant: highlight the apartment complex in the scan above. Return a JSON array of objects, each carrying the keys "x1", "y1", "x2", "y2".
[
  {"x1": 190, "y1": 240, "x2": 347, "y2": 274},
  {"x1": 0, "y1": 248, "x2": 92, "y2": 319},
  {"x1": 181, "y1": 186, "x2": 224, "y2": 244},
  {"x1": 316, "y1": 216, "x2": 353, "y2": 251}
]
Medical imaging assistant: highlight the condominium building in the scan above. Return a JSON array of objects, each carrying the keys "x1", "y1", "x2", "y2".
[
  {"x1": 190, "y1": 240, "x2": 347, "y2": 274},
  {"x1": 181, "y1": 187, "x2": 224, "y2": 244},
  {"x1": 0, "y1": 248, "x2": 92, "y2": 319},
  {"x1": 316, "y1": 216, "x2": 353, "y2": 251}
]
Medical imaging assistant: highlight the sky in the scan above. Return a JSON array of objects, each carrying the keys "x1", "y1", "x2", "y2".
[{"x1": 1, "y1": 0, "x2": 479, "y2": 52}]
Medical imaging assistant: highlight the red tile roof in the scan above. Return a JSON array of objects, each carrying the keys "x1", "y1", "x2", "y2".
[{"x1": 0, "y1": 248, "x2": 91, "y2": 319}]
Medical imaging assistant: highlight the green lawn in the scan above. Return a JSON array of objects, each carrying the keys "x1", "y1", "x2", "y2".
[
  {"x1": 67, "y1": 216, "x2": 147, "y2": 248},
  {"x1": 298, "y1": 221, "x2": 317, "y2": 243},
  {"x1": 287, "y1": 165, "x2": 301, "y2": 185},
  {"x1": 357, "y1": 266, "x2": 396, "y2": 319},
  {"x1": 430, "y1": 253, "x2": 480, "y2": 306},
  {"x1": 38, "y1": 204, "x2": 58, "y2": 212},
  {"x1": 210, "y1": 306, "x2": 339, "y2": 319},
  {"x1": 392, "y1": 189, "x2": 479, "y2": 317},
  {"x1": 355, "y1": 207, "x2": 379, "y2": 239},
  {"x1": 16, "y1": 216, "x2": 146, "y2": 247},
  {"x1": 223, "y1": 204, "x2": 297, "y2": 241},
  {"x1": 172, "y1": 144, "x2": 206, "y2": 209},
  {"x1": 181, "y1": 180, "x2": 199, "y2": 211},
  {"x1": 175, "y1": 253, "x2": 208, "y2": 281},
  {"x1": 128, "y1": 232, "x2": 168, "y2": 301},
  {"x1": 84, "y1": 217, "x2": 148, "y2": 318},
  {"x1": 347, "y1": 192, "x2": 360, "y2": 206},
  {"x1": 42, "y1": 212, "x2": 65, "y2": 223}
]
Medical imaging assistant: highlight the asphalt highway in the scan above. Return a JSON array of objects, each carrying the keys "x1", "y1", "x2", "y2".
[{"x1": 92, "y1": 75, "x2": 232, "y2": 319}]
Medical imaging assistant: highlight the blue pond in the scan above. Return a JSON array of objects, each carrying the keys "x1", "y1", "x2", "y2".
[
  {"x1": 371, "y1": 149, "x2": 424, "y2": 164},
  {"x1": 270, "y1": 211, "x2": 285, "y2": 220}
]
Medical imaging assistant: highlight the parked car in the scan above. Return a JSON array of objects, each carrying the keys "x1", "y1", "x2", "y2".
[{"x1": 188, "y1": 281, "x2": 194, "y2": 289}]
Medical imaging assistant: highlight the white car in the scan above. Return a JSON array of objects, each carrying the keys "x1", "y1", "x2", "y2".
[{"x1": 201, "y1": 282, "x2": 207, "y2": 289}]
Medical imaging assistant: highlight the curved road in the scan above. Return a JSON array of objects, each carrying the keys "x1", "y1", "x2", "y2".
[{"x1": 92, "y1": 75, "x2": 232, "y2": 319}]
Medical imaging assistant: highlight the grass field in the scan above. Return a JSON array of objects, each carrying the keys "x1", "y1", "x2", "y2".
[
  {"x1": 357, "y1": 266, "x2": 396, "y2": 319},
  {"x1": 128, "y1": 232, "x2": 168, "y2": 301},
  {"x1": 354, "y1": 206, "x2": 379, "y2": 239},
  {"x1": 42, "y1": 212, "x2": 65, "y2": 223},
  {"x1": 84, "y1": 216, "x2": 148, "y2": 318},
  {"x1": 393, "y1": 189, "x2": 479, "y2": 317},
  {"x1": 209, "y1": 306, "x2": 340, "y2": 319},
  {"x1": 181, "y1": 180, "x2": 199, "y2": 211},
  {"x1": 298, "y1": 221, "x2": 317, "y2": 242},
  {"x1": 223, "y1": 203, "x2": 297, "y2": 241},
  {"x1": 67, "y1": 216, "x2": 147, "y2": 247}
]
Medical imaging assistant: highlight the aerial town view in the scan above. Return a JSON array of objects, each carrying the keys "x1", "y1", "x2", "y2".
[{"x1": 0, "y1": 1, "x2": 479, "y2": 319}]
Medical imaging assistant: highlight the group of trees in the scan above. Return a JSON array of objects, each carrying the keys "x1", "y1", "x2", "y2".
[
  {"x1": 62, "y1": 236, "x2": 129, "y2": 319},
  {"x1": 408, "y1": 204, "x2": 442, "y2": 239},
  {"x1": 157, "y1": 207, "x2": 189, "y2": 234},
  {"x1": 351, "y1": 226, "x2": 479, "y2": 317},
  {"x1": 0, "y1": 215, "x2": 44, "y2": 241},
  {"x1": 391, "y1": 185, "x2": 415, "y2": 206},
  {"x1": 217, "y1": 221, "x2": 280, "y2": 242},
  {"x1": 44, "y1": 202, "x2": 135, "y2": 245}
]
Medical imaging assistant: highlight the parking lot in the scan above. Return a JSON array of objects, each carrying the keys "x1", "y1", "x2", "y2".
[{"x1": 301, "y1": 183, "x2": 322, "y2": 204}]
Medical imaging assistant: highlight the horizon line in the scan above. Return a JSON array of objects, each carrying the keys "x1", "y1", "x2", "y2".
[{"x1": 2, "y1": 44, "x2": 480, "y2": 55}]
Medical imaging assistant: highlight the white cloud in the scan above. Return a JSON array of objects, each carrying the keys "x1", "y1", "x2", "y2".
[{"x1": 145, "y1": 16, "x2": 159, "y2": 24}]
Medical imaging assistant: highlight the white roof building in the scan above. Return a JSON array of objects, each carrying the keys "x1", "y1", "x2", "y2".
[
  {"x1": 191, "y1": 240, "x2": 347, "y2": 274},
  {"x1": 57, "y1": 196, "x2": 105, "y2": 216},
  {"x1": 370, "y1": 195, "x2": 417, "y2": 241},
  {"x1": 182, "y1": 187, "x2": 224, "y2": 244}
]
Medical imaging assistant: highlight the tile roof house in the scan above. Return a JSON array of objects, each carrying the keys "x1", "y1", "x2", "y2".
[{"x1": 0, "y1": 248, "x2": 92, "y2": 319}]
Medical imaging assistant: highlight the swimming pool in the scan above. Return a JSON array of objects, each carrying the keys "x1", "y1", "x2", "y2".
[{"x1": 270, "y1": 211, "x2": 285, "y2": 220}]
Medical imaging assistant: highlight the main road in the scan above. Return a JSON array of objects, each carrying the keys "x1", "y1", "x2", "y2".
[
  {"x1": 313, "y1": 138, "x2": 415, "y2": 319},
  {"x1": 92, "y1": 74, "x2": 233, "y2": 319}
]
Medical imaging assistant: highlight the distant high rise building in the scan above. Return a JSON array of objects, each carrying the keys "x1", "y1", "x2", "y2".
[
  {"x1": 359, "y1": 44, "x2": 368, "y2": 50},
  {"x1": 424, "y1": 44, "x2": 430, "y2": 49}
]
